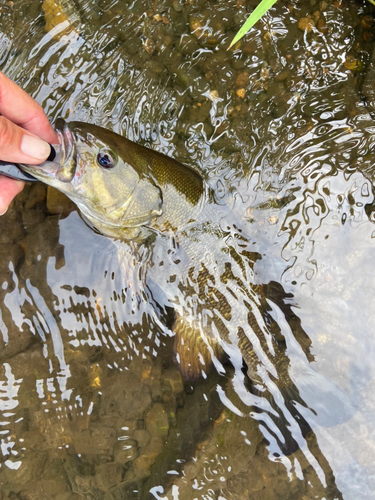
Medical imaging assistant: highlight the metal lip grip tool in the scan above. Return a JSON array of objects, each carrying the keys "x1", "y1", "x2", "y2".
[{"x1": 0, "y1": 144, "x2": 57, "y2": 182}]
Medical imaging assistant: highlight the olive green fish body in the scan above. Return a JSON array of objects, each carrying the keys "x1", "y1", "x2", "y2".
[{"x1": 20, "y1": 120, "x2": 302, "y2": 391}]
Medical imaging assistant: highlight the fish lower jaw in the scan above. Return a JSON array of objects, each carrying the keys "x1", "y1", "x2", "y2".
[{"x1": 19, "y1": 164, "x2": 62, "y2": 183}]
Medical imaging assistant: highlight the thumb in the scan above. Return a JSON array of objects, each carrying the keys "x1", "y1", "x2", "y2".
[
  {"x1": 0, "y1": 176, "x2": 24, "y2": 215},
  {"x1": 0, "y1": 115, "x2": 52, "y2": 164}
]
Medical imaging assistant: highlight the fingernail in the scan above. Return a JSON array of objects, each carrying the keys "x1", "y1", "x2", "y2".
[
  {"x1": 21, "y1": 135, "x2": 51, "y2": 161},
  {"x1": 0, "y1": 199, "x2": 8, "y2": 216}
]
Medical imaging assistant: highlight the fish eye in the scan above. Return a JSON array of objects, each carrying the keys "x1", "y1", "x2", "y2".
[{"x1": 97, "y1": 150, "x2": 116, "y2": 169}]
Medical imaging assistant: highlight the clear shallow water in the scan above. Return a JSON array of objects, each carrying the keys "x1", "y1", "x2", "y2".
[{"x1": 1, "y1": 0, "x2": 375, "y2": 498}]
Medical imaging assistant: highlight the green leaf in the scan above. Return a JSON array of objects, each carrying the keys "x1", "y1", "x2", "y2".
[
  {"x1": 367, "y1": 0, "x2": 375, "y2": 5},
  {"x1": 228, "y1": 0, "x2": 278, "y2": 50}
]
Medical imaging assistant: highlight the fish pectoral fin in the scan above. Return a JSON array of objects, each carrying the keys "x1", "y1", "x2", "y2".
[{"x1": 172, "y1": 314, "x2": 222, "y2": 380}]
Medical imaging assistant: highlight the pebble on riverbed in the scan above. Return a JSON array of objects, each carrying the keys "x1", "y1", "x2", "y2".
[
  {"x1": 344, "y1": 55, "x2": 363, "y2": 73},
  {"x1": 235, "y1": 71, "x2": 250, "y2": 88},
  {"x1": 298, "y1": 17, "x2": 315, "y2": 33},
  {"x1": 42, "y1": 0, "x2": 80, "y2": 37}
]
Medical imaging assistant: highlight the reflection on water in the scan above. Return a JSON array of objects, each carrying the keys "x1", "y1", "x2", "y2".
[{"x1": 1, "y1": 0, "x2": 375, "y2": 498}]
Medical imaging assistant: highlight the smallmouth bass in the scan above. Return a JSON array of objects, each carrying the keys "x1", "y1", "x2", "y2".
[{"x1": 20, "y1": 120, "x2": 308, "y2": 395}]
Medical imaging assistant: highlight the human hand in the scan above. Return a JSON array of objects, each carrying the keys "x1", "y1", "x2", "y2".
[{"x1": 0, "y1": 72, "x2": 58, "y2": 214}]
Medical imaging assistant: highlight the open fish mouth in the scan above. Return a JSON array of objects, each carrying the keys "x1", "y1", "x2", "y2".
[
  {"x1": 19, "y1": 118, "x2": 77, "y2": 182},
  {"x1": 55, "y1": 118, "x2": 74, "y2": 167},
  {"x1": 18, "y1": 146, "x2": 62, "y2": 180},
  {"x1": 53, "y1": 118, "x2": 77, "y2": 182}
]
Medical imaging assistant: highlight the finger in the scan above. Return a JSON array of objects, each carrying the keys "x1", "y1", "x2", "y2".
[
  {"x1": 0, "y1": 72, "x2": 58, "y2": 144},
  {"x1": 0, "y1": 176, "x2": 24, "y2": 215},
  {"x1": 0, "y1": 115, "x2": 52, "y2": 164}
]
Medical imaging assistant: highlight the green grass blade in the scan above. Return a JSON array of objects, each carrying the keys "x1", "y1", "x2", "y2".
[
  {"x1": 367, "y1": 0, "x2": 375, "y2": 5},
  {"x1": 228, "y1": 0, "x2": 278, "y2": 49}
]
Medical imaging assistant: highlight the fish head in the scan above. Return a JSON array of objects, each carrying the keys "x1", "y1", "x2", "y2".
[{"x1": 21, "y1": 119, "x2": 163, "y2": 236}]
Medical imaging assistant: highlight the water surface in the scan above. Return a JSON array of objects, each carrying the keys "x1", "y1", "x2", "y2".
[{"x1": 1, "y1": 0, "x2": 375, "y2": 498}]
